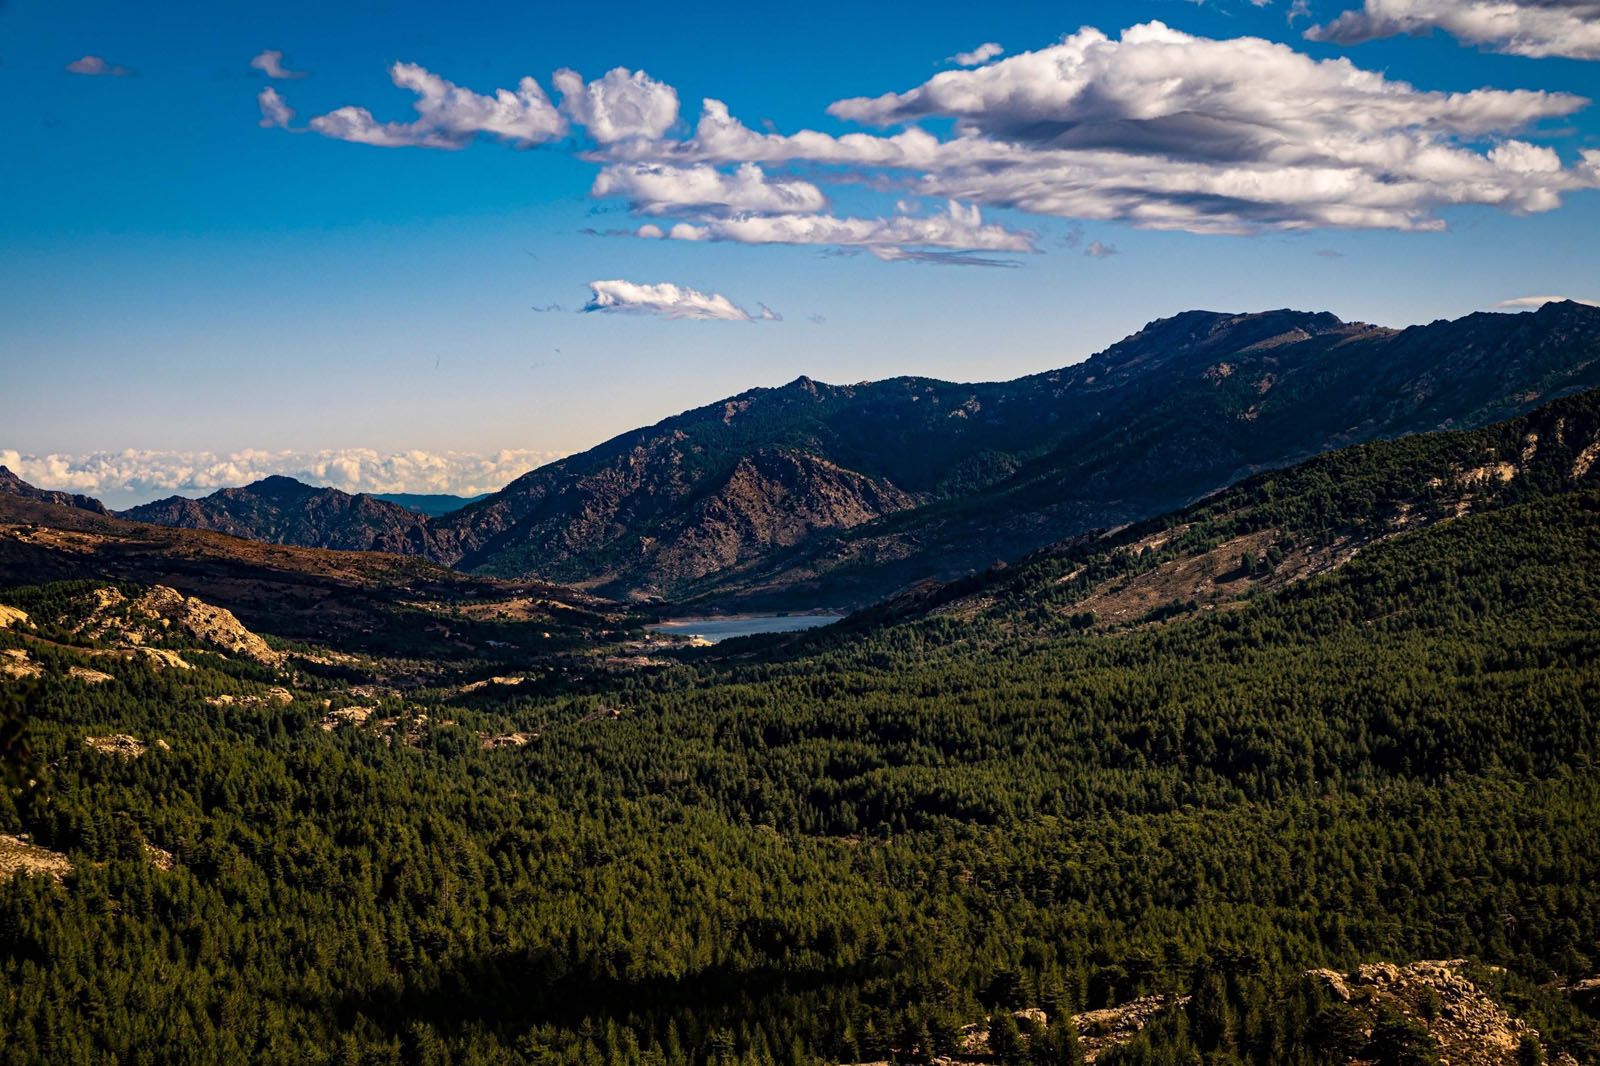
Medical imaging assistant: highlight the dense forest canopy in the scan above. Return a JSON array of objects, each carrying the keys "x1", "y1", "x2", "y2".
[{"x1": 2, "y1": 391, "x2": 1599, "y2": 1064}]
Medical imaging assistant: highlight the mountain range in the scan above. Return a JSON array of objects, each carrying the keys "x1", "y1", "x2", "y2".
[
  {"x1": 5, "y1": 339, "x2": 1600, "y2": 1065},
  {"x1": 99, "y1": 300, "x2": 1600, "y2": 607}
]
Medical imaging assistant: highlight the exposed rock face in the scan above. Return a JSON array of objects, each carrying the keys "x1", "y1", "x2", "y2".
[
  {"x1": 0, "y1": 835, "x2": 71, "y2": 881},
  {"x1": 1308, "y1": 959, "x2": 1556, "y2": 1066},
  {"x1": 64, "y1": 585, "x2": 285, "y2": 666},
  {"x1": 204, "y1": 687, "x2": 293, "y2": 707},
  {"x1": 0, "y1": 466, "x2": 108, "y2": 515},
  {"x1": 0, "y1": 605, "x2": 31, "y2": 629},
  {"x1": 0, "y1": 649, "x2": 41, "y2": 680},
  {"x1": 84, "y1": 734, "x2": 147, "y2": 758},
  {"x1": 1073, "y1": 996, "x2": 1186, "y2": 1062}
]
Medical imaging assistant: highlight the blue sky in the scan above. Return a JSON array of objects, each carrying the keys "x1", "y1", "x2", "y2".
[{"x1": 4, "y1": 0, "x2": 1599, "y2": 506}]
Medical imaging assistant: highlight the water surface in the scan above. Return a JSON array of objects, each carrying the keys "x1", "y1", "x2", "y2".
[{"x1": 648, "y1": 614, "x2": 840, "y2": 643}]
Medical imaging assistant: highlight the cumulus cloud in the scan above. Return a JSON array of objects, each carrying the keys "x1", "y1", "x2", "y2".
[
  {"x1": 308, "y1": 62, "x2": 565, "y2": 148},
  {"x1": 553, "y1": 67, "x2": 679, "y2": 142},
  {"x1": 65, "y1": 55, "x2": 131, "y2": 76},
  {"x1": 1308, "y1": 1, "x2": 1600, "y2": 60},
  {"x1": 1084, "y1": 240, "x2": 1118, "y2": 258},
  {"x1": 951, "y1": 42, "x2": 1004, "y2": 66},
  {"x1": 582, "y1": 279, "x2": 761, "y2": 321},
  {"x1": 657, "y1": 200, "x2": 1037, "y2": 259},
  {"x1": 249, "y1": 49, "x2": 306, "y2": 79},
  {"x1": 815, "y1": 22, "x2": 1592, "y2": 231},
  {"x1": 258, "y1": 87, "x2": 293, "y2": 129},
  {"x1": 0, "y1": 448, "x2": 562, "y2": 509},
  {"x1": 1494, "y1": 294, "x2": 1599, "y2": 308},
  {"x1": 284, "y1": 21, "x2": 1600, "y2": 253},
  {"x1": 591, "y1": 162, "x2": 827, "y2": 215}
]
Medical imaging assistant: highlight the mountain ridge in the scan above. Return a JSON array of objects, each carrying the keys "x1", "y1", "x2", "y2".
[
  {"x1": 0, "y1": 465, "x2": 108, "y2": 516},
  {"x1": 97, "y1": 301, "x2": 1600, "y2": 606}
]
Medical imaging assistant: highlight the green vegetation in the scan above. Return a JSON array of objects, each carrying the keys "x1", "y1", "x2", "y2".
[{"x1": 2, "y1": 394, "x2": 1599, "y2": 1064}]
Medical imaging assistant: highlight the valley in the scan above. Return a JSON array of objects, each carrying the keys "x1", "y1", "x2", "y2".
[
  {"x1": 13, "y1": 5, "x2": 1600, "y2": 1063},
  {"x1": 3, "y1": 379, "x2": 1599, "y2": 1064}
]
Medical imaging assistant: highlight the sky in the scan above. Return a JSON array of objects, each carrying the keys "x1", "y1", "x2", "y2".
[{"x1": 4, "y1": 0, "x2": 1600, "y2": 507}]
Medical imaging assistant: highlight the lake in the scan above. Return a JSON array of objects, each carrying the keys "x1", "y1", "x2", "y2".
[{"x1": 647, "y1": 614, "x2": 841, "y2": 643}]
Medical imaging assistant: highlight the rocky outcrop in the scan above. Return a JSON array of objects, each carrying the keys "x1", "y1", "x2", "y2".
[
  {"x1": 0, "y1": 834, "x2": 71, "y2": 881},
  {"x1": 204, "y1": 687, "x2": 293, "y2": 707},
  {"x1": 1308, "y1": 959, "x2": 1558, "y2": 1066},
  {"x1": 0, "y1": 649, "x2": 41, "y2": 680},
  {"x1": 64, "y1": 585, "x2": 285, "y2": 666},
  {"x1": 84, "y1": 734, "x2": 149, "y2": 759},
  {"x1": 1073, "y1": 996, "x2": 1186, "y2": 1061}
]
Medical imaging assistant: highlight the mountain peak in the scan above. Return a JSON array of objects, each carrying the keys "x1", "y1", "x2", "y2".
[
  {"x1": 239, "y1": 475, "x2": 321, "y2": 497},
  {"x1": 122, "y1": 476, "x2": 432, "y2": 554}
]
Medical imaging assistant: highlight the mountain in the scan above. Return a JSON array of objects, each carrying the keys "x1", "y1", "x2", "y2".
[
  {"x1": 5, "y1": 388, "x2": 1599, "y2": 1064},
  {"x1": 828, "y1": 384, "x2": 1600, "y2": 640},
  {"x1": 429, "y1": 300, "x2": 1600, "y2": 604},
  {"x1": 0, "y1": 466, "x2": 108, "y2": 515},
  {"x1": 116, "y1": 301, "x2": 1600, "y2": 606},
  {"x1": 122, "y1": 475, "x2": 436, "y2": 556},
  {"x1": 370, "y1": 492, "x2": 490, "y2": 517}
]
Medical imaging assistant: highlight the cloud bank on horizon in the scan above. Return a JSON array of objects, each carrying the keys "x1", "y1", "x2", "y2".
[{"x1": 0, "y1": 448, "x2": 565, "y2": 508}]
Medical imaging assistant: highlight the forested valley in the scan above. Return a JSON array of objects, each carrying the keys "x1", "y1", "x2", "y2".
[{"x1": 2, "y1": 391, "x2": 1599, "y2": 1065}]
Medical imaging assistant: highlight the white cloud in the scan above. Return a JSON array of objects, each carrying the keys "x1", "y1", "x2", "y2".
[
  {"x1": 249, "y1": 49, "x2": 307, "y2": 79},
  {"x1": 65, "y1": 55, "x2": 131, "y2": 76},
  {"x1": 808, "y1": 21, "x2": 1597, "y2": 232},
  {"x1": 581, "y1": 280, "x2": 758, "y2": 321},
  {"x1": 308, "y1": 62, "x2": 565, "y2": 149},
  {"x1": 585, "y1": 23, "x2": 1598, "y2": 235},
  {"x1": 829, "y1": 21, "x2": 1578, "y2": 139},
  {"x1": 1308, "y1": 1, "x2": 1600, "y2": 60},
  {"x1": 951, "y1": 42, "x2": 1004, "y2": 66},
  {"x1": 258, "y1": 87, "x2": 293, "y2": 129},
  {"x1": 553, "y1": 67, "x2": 679, "y2": 142},
  {"x1": 591, "y1": 162, "x2": 827, "y2": 215},
  {"x1": 0, "y1": 448, "x2": 563, "y2": 509},
  {"x1": 284, "y1": 21, "x2": 1600, "y2": 253},
  {"x1": 1084, "y1": 240, "x2": 1118, "y2": 258},
  {"x1": 656, "y1": 200, "x2": 1037, "y2": 258},
  {"x1": 1494, "y1": 294, "x2": 1600, "y2": 308}
]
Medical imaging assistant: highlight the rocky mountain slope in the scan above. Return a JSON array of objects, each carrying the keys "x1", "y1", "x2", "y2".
[
  {"x1": 122, "y1": 475, "x2": 435, "y2": 555},
  {"x1": 115, "y1": 301, "x2": 1600, "y2": 606},
  {"x1": 827, "y1": 385, "x2": 1600, "y2": 640},
  {"x1": 0, "y1": 465, "x2": 107, "y2": 515}
]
